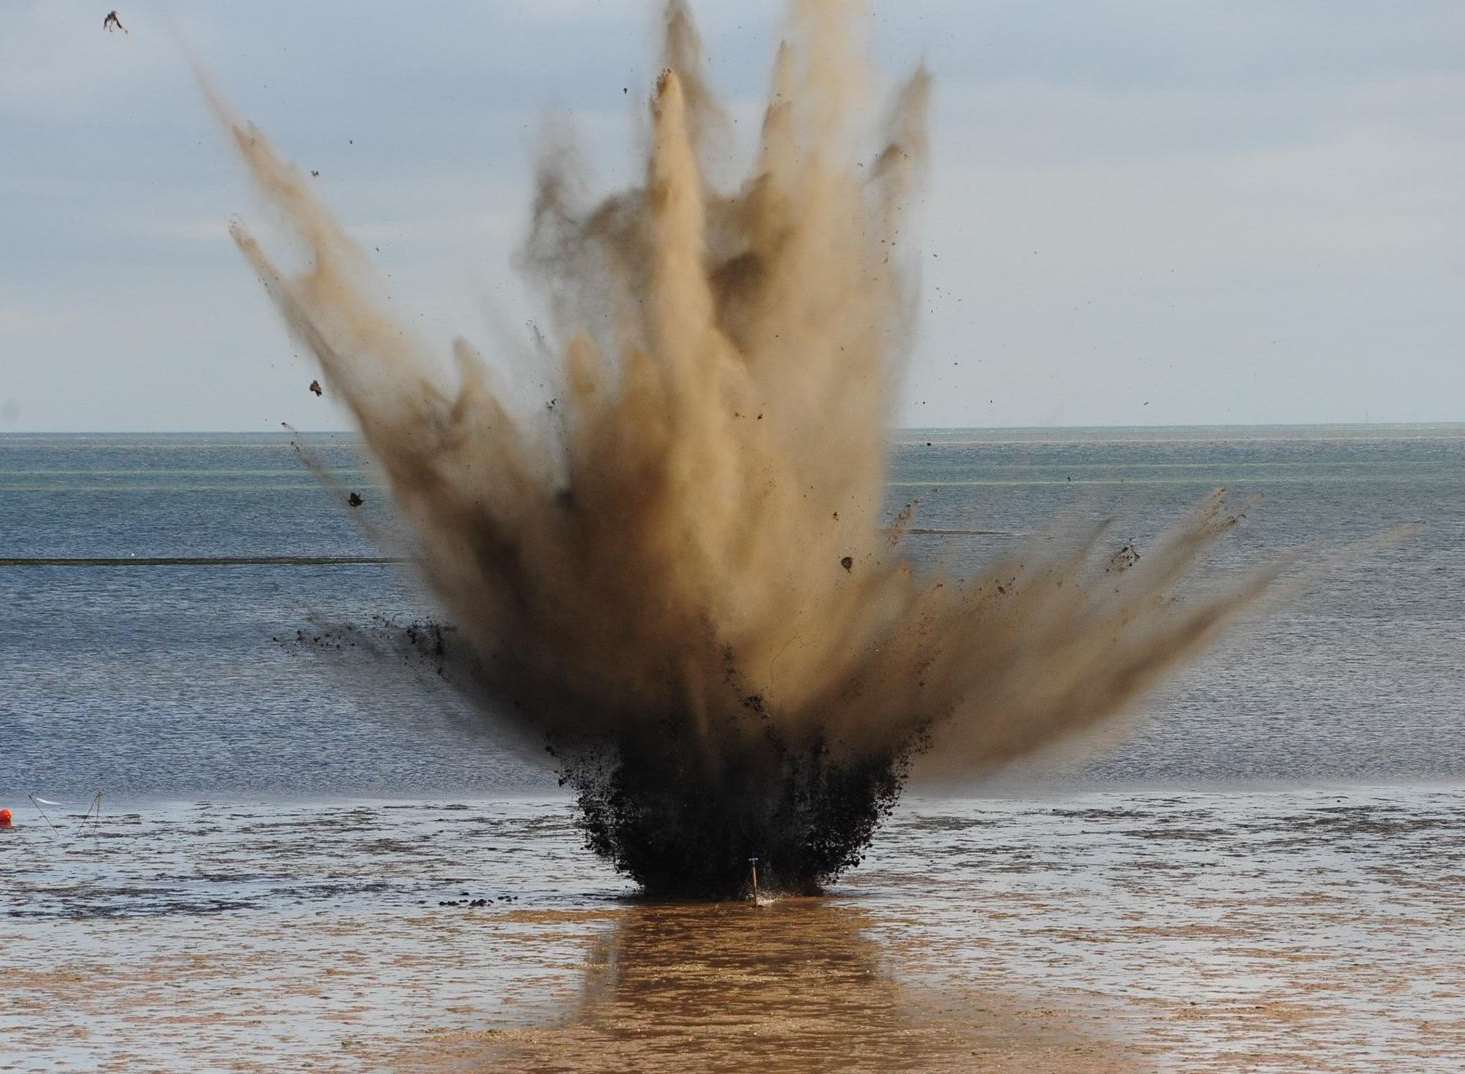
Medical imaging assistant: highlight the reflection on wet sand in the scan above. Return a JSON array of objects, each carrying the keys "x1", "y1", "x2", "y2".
[
  {"x1": 9, "y1": 793, "x2": 1464, "y2": 1070},
  {"x1": 399, "y1": 899, "x2": 1136, "y2": 1074}
]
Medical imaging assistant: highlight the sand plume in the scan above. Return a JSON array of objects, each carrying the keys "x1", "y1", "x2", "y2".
[{"x1": 215, "y1": 1, "x2": 1274, "y2": 895}]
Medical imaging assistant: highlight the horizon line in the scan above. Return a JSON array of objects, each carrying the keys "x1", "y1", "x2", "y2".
[{"x1": 4, "y1": 420, "x2": 1465, "y2": 436}]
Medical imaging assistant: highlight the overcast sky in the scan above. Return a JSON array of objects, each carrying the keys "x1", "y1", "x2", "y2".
[{"x1": 2, "y1": 1, "x2": 1463, "y2": 431}]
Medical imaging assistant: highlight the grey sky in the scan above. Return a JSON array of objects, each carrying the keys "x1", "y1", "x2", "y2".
[{"x1": 2, "y1": 1, "x2": 1462, "y2": 431}]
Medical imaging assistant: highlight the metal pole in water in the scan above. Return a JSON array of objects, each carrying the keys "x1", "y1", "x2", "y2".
[{"x1": 749, "y1": 856, "x2": 760, "y2": 904}]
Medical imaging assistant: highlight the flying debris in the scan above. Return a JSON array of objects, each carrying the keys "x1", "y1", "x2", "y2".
[
  {"x1": 103, "y1": 10, "x2": 127, "y2": 33},
  {"x1": 308, "y1": 379, "x2": 322, "y2": 396},
  {"x1": 213, "y1": 0, "x2": 1275, "y2": 898},
  {"x1": 1106, "y1": 543, "x2": 1142, "y2": 573},
  {"x1": 347, "y1": 492, "x2": 364, "y2": 508}
]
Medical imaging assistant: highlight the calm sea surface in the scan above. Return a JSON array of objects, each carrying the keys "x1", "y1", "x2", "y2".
[
  {"x1": 4, "y1": 427, "x2": 1464, "y2": 1072},
  {"x1": 2, "y1": 426, "x2": 1463, "y2": 799}
]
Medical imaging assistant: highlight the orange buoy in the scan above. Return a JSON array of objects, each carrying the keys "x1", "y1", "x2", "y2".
[{"x1": 0, "y1": 808, "x2": 12, "y2": 828}]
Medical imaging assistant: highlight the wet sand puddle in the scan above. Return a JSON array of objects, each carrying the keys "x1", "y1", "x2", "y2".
[{"x1": 3, "y1": 787, "x2": 1462, "y2": 1072}]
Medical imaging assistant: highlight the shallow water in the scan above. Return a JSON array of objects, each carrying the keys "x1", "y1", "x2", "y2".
[
  {"x1": 3, "y1": 427, "x2": 1465, "y2": 1070},
  {"x1": 4, "y1": 787, "x2": 1463, "y2": 1072}
]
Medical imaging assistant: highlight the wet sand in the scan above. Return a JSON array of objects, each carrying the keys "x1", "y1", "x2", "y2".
[
  {"x1": 4, "y1": 788, "x2": 1463, "y2": 1072},
  {"x1": 394, "y1": 901, "x2": 1138, "y2": 1074}
]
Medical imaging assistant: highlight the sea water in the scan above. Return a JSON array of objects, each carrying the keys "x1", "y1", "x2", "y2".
[
  {"x1": 4, "y1": 425, "x2": 1464, "y2": 797},
  {"x1": 2, "y1": 427, "x2": 1463, "y2": 1071}
]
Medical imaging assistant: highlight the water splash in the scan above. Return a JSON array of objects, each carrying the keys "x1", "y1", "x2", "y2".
[{"x1": 211, "y1": 0, "x2": 1275, "y2": 896}]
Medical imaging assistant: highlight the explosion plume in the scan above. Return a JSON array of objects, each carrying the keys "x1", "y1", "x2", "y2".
[{"x1": 213, "y1": 1, "x2": 1274, "y2": 896}]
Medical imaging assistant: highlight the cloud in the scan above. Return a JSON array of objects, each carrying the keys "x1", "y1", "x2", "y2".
[
  {"x1": 4, "y1": 1, "x2": 1464, "y2": 429},
  {"x1": 0, "y1": 307, "x2": 53, "y2": 335},
  {"x1": 117, "y1": 216, "x2": 234, "y2": 242}
]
